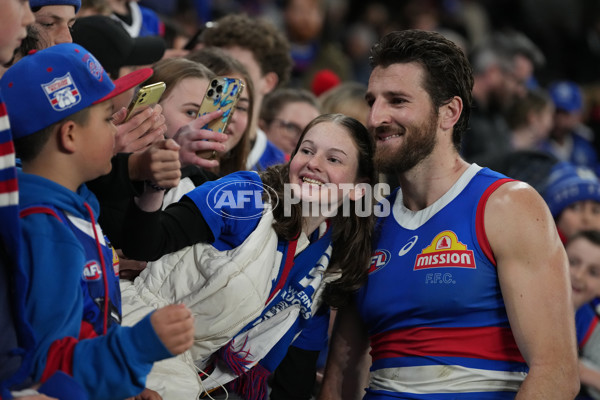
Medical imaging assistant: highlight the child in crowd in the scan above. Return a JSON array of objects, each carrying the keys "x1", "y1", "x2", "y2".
[
  {"x1": 2, "y1": 0, "x2": 79, "y2": 73},
  {"x1": 28, "y1": 0, "x2": 79, "y2": 48},
  {"x1": 0, "y1": 1, "x2": 86, "y2": 398},
  {"x1": 566, "y1": 231, "x2": 600, "y2": 399},
  {"x1": 0, "y1": 43, "x2": 193, "y2": 400},
  {"x1": 506, "y1": 88, "x2": 555, "y2": 151},
  {"x1": 543, "y1": 161, "x2": 600, "y2": 242},
  {"x1": 259, "y1": 87, "x2": 321, "y2": 156}
]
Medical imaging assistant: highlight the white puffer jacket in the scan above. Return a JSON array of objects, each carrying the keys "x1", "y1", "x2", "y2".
[
  {"x1": 120, "y1": 205, "x2": 337, "y2": 399},
  {"x1": 121, "y1": 206, "x2": 280, "y2": 359},
  {"x1": 120, "y1": 208, "x2": 280, "y2": 398}
]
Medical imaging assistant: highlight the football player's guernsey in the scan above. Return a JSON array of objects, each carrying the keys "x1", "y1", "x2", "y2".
[{"x1": 358, "y1": 164, "x2": 528, "y2": 399}]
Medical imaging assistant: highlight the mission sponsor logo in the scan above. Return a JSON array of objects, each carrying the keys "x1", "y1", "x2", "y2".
[
  {"x1": 111, "y1": 247, "x2": 120, "y2": 276},
  {"x1": 414, "y1": 231, "x2": 476, "y2": 270}
]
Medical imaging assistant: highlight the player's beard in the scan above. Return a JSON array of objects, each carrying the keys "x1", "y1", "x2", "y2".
[{"x1": 374, "y1": 112, "x2": 438, "y2": 174}]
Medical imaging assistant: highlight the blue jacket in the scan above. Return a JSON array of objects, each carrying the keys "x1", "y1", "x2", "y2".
[
  {"x1": 18, "y1": 171, "x2": 172, "y2": 400},
  {"x1": 0, "y1": 95, "x2": 86, "y2": 399}
]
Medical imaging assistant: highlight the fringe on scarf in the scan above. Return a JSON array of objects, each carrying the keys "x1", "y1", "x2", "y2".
[
  {"x1": 218, "y1": 338, "x2": 271, "y2": 400},
  {"x1": 226, "y1": 363, "x2": 270, "y2": 400}
]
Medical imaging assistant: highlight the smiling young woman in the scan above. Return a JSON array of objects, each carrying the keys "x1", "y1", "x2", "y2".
[{"x1": 118, "y1": 113, "x2": 377, "y2": 399}]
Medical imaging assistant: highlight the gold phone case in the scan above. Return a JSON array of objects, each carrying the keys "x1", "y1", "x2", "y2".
[
  {"x1": 125, "y1": 81, "x2": 166, "y2": 121},
  {"x1": 197, "y1": 77, "x2": 245, "y2": 132}
]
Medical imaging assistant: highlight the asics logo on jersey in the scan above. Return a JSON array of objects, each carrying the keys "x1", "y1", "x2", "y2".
[
  {"x1": 398, "y1": 235, "x2": 418, "y2": 256},
  {"x1": 369, "y1": 249, "x2": 391, "y2": 274}
]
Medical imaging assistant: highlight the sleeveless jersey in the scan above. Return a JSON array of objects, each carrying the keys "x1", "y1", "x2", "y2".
[{"x1": 357, "y1": 165, "x2": 528, "y2": 399}]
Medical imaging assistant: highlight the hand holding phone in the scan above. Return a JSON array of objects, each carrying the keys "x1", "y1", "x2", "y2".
[
  {"x1": 197, "y1": 76, "x2": 244, "y2": 133},
  {"x1": 125, "y1": 81, "x2": 166, "y2": 122}
]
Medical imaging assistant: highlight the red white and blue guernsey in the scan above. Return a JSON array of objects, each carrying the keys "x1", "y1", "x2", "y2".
[{"x1": 357, "y1": 164, "x2": 528, "y2": 399}]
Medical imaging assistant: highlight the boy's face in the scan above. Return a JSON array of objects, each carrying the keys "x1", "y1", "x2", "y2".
[
  {"x1": 77, "y1": 101, "x2": 117, "y2": 180},
  {"x1": 0, "y1": 0, "x2": 34, "y2": 64},
  {"x1": 567, "y1": 235, "x2": 600, "y2": 309},
  {"x1": 557, "y1": 200, "x2": 600, "y2": 240},
  {"x1": 33, "y1": 5, "x2": 76, "y2": 48}
]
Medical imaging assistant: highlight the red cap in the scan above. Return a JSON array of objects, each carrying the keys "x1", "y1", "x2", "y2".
[{"x1": 93, "y1": 67, "x2": 154, "y2": 104}]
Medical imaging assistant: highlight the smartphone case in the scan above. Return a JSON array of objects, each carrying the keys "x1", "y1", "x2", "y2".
[
  {"x1": 197, "y1": 77, "x2": 245, "y2": 133},
  {"x1": 125, "y1": 81, "x2": 166, "y2": 121}
]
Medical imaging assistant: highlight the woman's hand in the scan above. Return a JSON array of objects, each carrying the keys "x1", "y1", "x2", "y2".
[{"x1": 113, "y1": 105, "x2": 166, "y2": 154}]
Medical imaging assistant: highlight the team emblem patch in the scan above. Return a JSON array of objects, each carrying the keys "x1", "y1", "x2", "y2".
[
  {"x1": 369, "y1": 249, "x2": 391, "y2": 274},
  {"x1": 42, "y1": 73, "x2": 81, "y2": 111},
  {"x1": 82, "y1": 53, "x2": 104, "y2": 81},
  {"x1": 83, "y1": 260, "x2": 102, "y2": 281},
  {"x1": 414, "y1": 230, "x2": 476, "y2": 270}
]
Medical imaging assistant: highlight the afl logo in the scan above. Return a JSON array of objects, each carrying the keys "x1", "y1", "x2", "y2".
[
  {"x1": 369, "y1": 249, "x2": 391, "y2": 274},
  {"x1": 206, "y1": 180, "x2": 278, "y2": 220},
  {"x1": 83, "y1": 261, "x2": 102, "y2": 281}
]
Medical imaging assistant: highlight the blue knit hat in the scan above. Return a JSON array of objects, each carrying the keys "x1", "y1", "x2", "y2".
[
  {"x1": 549, "y1": 81, "x2": 583, "y2": 113},
  {"x1": 543, "y1": 161, "x2": 600, "y2": 218},
  {"x1": 0, "y1": 43, "x2": 152, "y2": 139},
  {"x1": 29, "y1": 0, "x2": 81, "y2": 13}
]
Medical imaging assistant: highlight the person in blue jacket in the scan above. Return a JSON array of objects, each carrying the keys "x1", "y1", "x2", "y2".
[
  {"x1": 0, "y1": 42, "x2": 194, "y2": 400},
  {"x1": 0, "y1": 2, "x2": 87, "y2": 399}
]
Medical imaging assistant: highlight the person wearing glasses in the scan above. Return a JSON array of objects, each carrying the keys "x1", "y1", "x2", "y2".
[{"x1": 260, "y1": 87, "x2": 322, "y2": 157}]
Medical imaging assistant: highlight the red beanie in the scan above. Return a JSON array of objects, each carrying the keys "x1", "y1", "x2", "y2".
[{"x1": 311, "y1": 69, "x2": 341, "y2": 96}]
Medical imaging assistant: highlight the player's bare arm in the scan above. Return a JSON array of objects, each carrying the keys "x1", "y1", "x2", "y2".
[
  {"x1": 486, "y1": 181, "x2": 580, "y2": 399},
  {"x1": 319, "y1": 299, "x2": 371, "y2": 400}
]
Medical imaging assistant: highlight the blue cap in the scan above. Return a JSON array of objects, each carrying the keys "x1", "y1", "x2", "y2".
[
  {"x1": 543, "y1": 161, "x2": 600, "y2": 218},
  {"x1": 549, "y1": 81, "x2": 583, "y2": 113},
  {"x1": 1, "y1": 43, "x2": 152, "y2": 139},
  {"x1": 29, "y1": 0, "x2": 81, "y2": 13}
]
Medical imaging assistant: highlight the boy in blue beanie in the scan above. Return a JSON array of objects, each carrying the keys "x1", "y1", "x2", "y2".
[
  {"x1": 543, "y1": 161, "x2": 600, "y2": 242},
  {"x1": 0, "y1": 43, "x2": 194, "y2": 400},
  {"x1": 28, "y1": 0, "x2": 80, "y2": 48}
]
